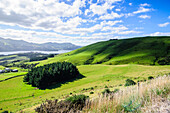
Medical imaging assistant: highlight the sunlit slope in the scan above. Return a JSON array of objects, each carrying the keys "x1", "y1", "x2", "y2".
[
  {"x1": 0, "y1": 64, "x2": 169, "y2": 112},
  {"x1": 36, "y1": 36, "x2": 169, "y2": 66}
]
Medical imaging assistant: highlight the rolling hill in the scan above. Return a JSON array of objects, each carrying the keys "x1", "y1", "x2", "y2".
[
  {"x1": 0, "y1": 64, "x2": 169, "y2": 112},
  {"x1": 35, "y1": 36, "x2": 170, "y2": 66},
  {"x1": 0, "y1": 37, "x2": 81, "y2": 51},
  {"x1": 0, "y1": 36, "x2": 170, "y2": 112}
]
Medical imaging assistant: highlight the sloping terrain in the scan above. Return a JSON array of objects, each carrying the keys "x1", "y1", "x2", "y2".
[
  {"x1": 0, "y1": 64, "x2": 169, "y2": 112},
  {"x1": 35, "y1": 36, "x2": 170, "y2": 66}
]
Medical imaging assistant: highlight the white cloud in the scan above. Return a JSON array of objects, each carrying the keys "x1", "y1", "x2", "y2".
[
  {"x1": 118, "y1": 30, "x2": 142, "y2": 35},
  {"x1": 0, "y1": 0, "x2": 85, "y2": 30},
  {"x1": 105, "y1": 0, "x2": 122, "y2": 4},
  {"x1": 101, "y1": 20, "x2": 123, "y2": 26},
  {"x1": 85, "y1": 9, "x2": 90, "y2": 15},
  {"x1": 89, "y1": 3, "x2": 110, "y2": 15},
  {"x1": 125, "y1": 6, "x2": 152, "y2": 18},
  {"x1": 133, "y1": 7, "x2": 152, "y2": 14},
  {"x1": 0, "y1": 0, "x2": 167, "y2": 46},
  {"x1": 0, "y1": 28, "x2": 109, "y2": 45},
  {"x1": 115, "y1": 9, "x2": 121, "y2": 11},
  {"x1": 88, "y1": 0, "x2": 122, "y2": 15},
  {"x1": 101, "y1": 25, "x2": 128, "y2": 31},
  {"x1": 0, "y1": 0, "x2": 125, "y2": 38},
  {"x1": 149, "y1": 32, "x2": 170, "y2": 36},
  {"x1": 168, "y1": 16, "x2": 170, "y2": 19},
  {"x1": 158, "y1": 22, "x2": 170, "y2": 27},
  {"x1": 140, "y1": 3, "x2": 150, "y2": 7},
  {"x1": 99, "y1": 12, "x2": 124, "y2": 20},
  {"x1": 129, "y1": 3, "x2": 132, "y2": 6},
  {"x1": 135, "y1": 27, "x2": 144, "y2": 30},
  {"x1": 0, "y1": 29, "x2": 70, "y2": 43},
  {"x1": 138, "y1": 15, "x2": 151, "y2": 19}
]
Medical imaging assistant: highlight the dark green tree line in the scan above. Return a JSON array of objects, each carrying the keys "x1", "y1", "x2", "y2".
[{"x1": 23, "y1": 62, "x2": 80, "y2": 89}]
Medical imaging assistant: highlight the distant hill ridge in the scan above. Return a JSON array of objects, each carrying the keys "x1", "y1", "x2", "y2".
[
  {"x1": 37, "y1": 36, "x2": 170, "y2": 66},
  {"x1": 0, "y1": 37, "x2": 81, "y2": 51}
]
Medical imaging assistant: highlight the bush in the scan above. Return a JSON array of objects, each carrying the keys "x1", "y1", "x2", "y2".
[
  {"x1": 119, "y1": 84, "x2": 122, "y2": 86},
  {"x1": 125, "y1": 79, "x2": 136, "y2": 86},
  {"x1": 23, "y1": 62, "x2": 80, "y2": 89},
  {"x1": 113, "y1": 88, "x2": 119, "y2": 93},
  {"x1": 65, "y1": 94, "x2": 89, "y2": 105},
  {"x1": 90, "y1": 91, "x2": 94, "y2": 94},
  {"x1": 47, "y1": 54, "x2": 55, "y2": 58},
  {"x1": 35, "y1": 95, "x2": 89, "y2": 113},
  {"x1": 105, "y1": 85, "x2": 108, "y2": 88},
  {"x1": 2, "y1": 111, "x2": 12, "y2": 113},
  {"x1": 90, "y1": 87, "x2": 94, "y2": 90},
  {"x1": 148, "y1": 76, "x2": 154, "y2": 80},
  {"x1": 102, "y1": 88, "x2": 111, "y2": 95}
]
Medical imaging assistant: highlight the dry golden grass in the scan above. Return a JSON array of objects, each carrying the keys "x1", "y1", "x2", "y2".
[{"x1": 83, "y1": 75, "x2": 170, "y2": 113}]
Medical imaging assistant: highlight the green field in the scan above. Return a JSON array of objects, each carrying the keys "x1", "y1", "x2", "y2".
[
  {"x1": 0, "y1": 64, "x2": 169, "y2": 112},
  {"x1": 0, "y1": 36, "x2": 169, "y2": 112},
  {"x1": 0, "y1": 65, "x2": 5, "y2": 70},
  {"x1": 26, "y1": 36, "x2": 170, "y2": 67},
  {"x1": 0, "y1": 67, "x2": 28, "y2": 81},
  {"x1": 0, "y1": 72, "x2": 27, "y2": 81}
]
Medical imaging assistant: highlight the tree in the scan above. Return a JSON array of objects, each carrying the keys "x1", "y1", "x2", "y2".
[
  {"x1": 125, "y1": 79, "x2": 136, "y2": 86},
  {"x1": 23, "y1": 62, "x2": 80, "y2": 89}
]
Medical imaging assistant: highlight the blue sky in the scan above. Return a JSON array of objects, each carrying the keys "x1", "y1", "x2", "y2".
[{"x1": 0, "y1": 0, "x2": 169, "y2": 46}]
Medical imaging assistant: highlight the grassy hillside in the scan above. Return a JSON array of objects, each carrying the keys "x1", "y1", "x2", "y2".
[
  {"x1": 34, "y1": 36, "x2": 170, "y2": 66},
  {"x1": 0, "y1": 64, "x2": 169, "y2": 112},
  {"x1": 83, "y1": 75, "x2": 170, "y2": 113}
]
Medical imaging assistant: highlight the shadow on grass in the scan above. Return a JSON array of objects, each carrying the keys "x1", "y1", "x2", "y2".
[{"x1": 41, "y1": 74, "x2": 85, "y2": 90}]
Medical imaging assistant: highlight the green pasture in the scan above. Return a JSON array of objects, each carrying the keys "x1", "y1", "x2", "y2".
[
  {"x1": 26, "y1": 36, "x2": 170, "y2": 67},
  {"x1": 0, "y1": 64, "x2": 169, "y2": 112}
]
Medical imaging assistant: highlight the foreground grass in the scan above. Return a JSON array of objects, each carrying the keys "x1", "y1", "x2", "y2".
[
  {"x1": 0, "y1": 64, "x2": 169, "y2": 112},
  {"x1": 83, "y1": 75, "x2": 170, "y2": 113}
]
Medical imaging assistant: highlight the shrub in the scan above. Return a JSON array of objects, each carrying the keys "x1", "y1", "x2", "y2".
[
  {"x1": 35, "y1": 95, "x2": 89, "y2": 113},
  {"x1": 90, "y1": 87, "x2": 94, "y2": 90},
  {"x1": 2, "y1": 111, "x2": 12, "y2": 113},
  {"x1": 102, "y1": 88, "x2": 111, "y2": 95},
  {"x1": 23, "y1": 62, "x2": 80, "y2": 89},
  {"x1": 65, "y1": 94, "x2": 89, "y2": 105},
  {"x1": 113, "y1": 88, "x2": 119, "y2": 93},
  {"x1": 90, "y1": 91, "x2": 94, "y2": 94},
  {"x1": 125, "y1": 79, "x2": 136, "y2": 86},
  {"x1": 148, "y1": 76, "x2": 154, "y2": 80},
  {"x1": 47, "y1": 54, "x2": 55, "y2": 58},
  {"x1": 105, "y1": 85, "x2": 108, "y2": 88}
]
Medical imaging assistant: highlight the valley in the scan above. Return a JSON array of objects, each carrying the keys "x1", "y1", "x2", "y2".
[{"x1": 0, "y1": 36, "x2": 169, "y2": 112}]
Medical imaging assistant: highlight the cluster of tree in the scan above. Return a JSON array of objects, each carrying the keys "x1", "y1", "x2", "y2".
[
  {"x1": 157, "y1": 56, "x2": 170, "y2": 65},
  {"x1": 9, "y1": 63, "x2": 39, "y2": 69},
  {"x1": 29, "y1": 54, "x2": 55, "y2": 62},
  {"x1": 23, "y1": 62, "x2": 80, "y2": 89},
  {"x1": 17, "y1": 52, "x2": 47, "y2": 58}
]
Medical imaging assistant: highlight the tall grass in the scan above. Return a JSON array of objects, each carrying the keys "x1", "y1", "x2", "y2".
[{"x1": 83, "y1": 75, "x2": 170, "y2": 113}]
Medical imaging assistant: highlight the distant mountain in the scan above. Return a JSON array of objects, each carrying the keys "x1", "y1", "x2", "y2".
[{"x1": 0, "y1": 37, "x2": 81, "y2": 51}]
